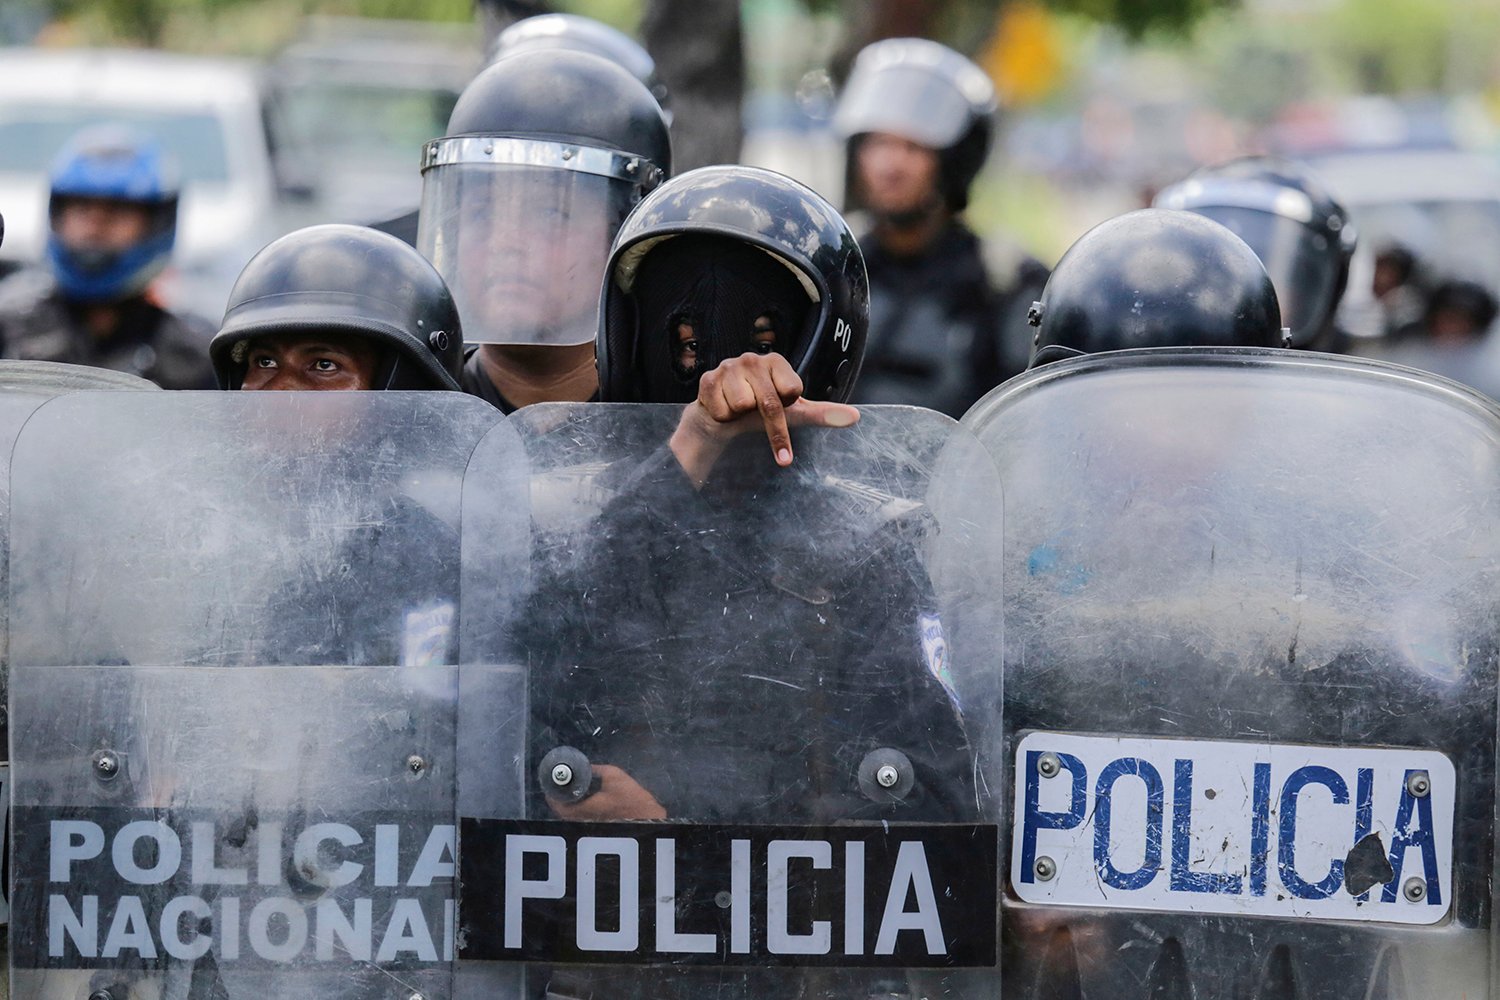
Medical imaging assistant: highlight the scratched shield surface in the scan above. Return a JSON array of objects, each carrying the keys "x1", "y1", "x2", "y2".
[
  {"x1": 452, "y1": 402, "x2": 1005, "y2": 1000},
  {"x1": 965, "y1": 348, "x2": 1500, "y2": 999},
  {"x1": 7, "y1": 391, "x2": 511, "y2": 1000}
]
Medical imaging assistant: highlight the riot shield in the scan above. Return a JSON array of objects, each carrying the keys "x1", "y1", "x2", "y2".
[
  {"x1": 0, "y1": 363, "x2": 158, "y2": 935},
  {"x1": 7, "y1": 390, "x2": 513, "y2": 999},
  {"x1": 963, "y1": 348, "x2": 1500, "y2": 999},
  {"x1": 453, "y1": 402, "x2": 1005, "y2": 998}
]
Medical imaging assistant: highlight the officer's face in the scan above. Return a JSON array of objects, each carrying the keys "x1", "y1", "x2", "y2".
[
  {"x1": 856, "y1": 133, "x2": 941, "y2": 215},
  {"x1": 457, "y1": 173, "x2": 617, "y2": 342},
  {"x1": 53, "y1": 197, "x2": 151, "y2": 253},
  {"x1": 239, "y1": 333, "x2": 382, "y2": 391}
]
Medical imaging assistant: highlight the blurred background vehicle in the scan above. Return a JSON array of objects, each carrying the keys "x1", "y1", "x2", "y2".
[{"x1": 0, "y1": 47, "x2": 279, "y2": 318}]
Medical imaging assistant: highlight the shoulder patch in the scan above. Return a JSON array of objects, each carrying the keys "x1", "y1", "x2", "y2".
[{"x1": 918, "y1": 611, "x2": 961, "y2": 713}]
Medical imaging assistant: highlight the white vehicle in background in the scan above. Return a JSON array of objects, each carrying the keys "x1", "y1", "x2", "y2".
[{"x1": 0, "y1": 47, "x2": 281, "y2": 321}]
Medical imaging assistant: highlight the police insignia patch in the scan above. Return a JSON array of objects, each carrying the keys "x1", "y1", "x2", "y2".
[
  {"x1": 919, "y1": 612, "x2": 960, "y2": 712},
  {"x1": 402, "y1": 601, "x2": 456, "y2": 667}
]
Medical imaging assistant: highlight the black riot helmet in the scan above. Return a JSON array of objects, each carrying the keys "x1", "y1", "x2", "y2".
[
  {"x1": 598, "y1": 165, "x2": 868, "y2": 404},
  {"x1": 417, "y1": 48, "x2": 671, "y2": 348},
  {"x1": 1154, "y1": 156, "x2": 1356, "y2": 349},
  {"x1": 490, "y1": 13, "x2": 671, "y2": 121},
  {"x1": 1028, "y1": 209, "x2": 1287, "y2": 368},
  {"x1": 834, "y1": 38, "x2": 996, "y2": 214},
  {"x1": 211, "y1": 224, "x2": 463, "y2": 390}
]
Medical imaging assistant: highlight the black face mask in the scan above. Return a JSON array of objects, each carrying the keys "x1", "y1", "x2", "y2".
[{"x1": 633, "y1": 234, "x2": 813, "y2": 404}]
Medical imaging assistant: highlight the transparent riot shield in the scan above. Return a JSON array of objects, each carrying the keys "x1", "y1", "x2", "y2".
[
  {"x1": 0, "y1": 363, "x2": 159, "y2": 935},
  {"x1": 964, "y1": 348, "x2": 1500, "y2": 999},
  {"x1": 7, "y1": 390, "x2": 512, "y2": 1000},
  {"x1": 453, "y1": 402, "x2": 1005, "y2": 998}
]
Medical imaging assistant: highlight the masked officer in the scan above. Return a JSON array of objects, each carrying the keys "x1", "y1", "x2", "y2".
[
  {"x1": 511, "y1": 163, "x2": 981, "y2": 999},
  {"x1": 1154, "y1": 155, "x2": 1356, "y2": 354},
  {"x1": 832, "y1": 37, "x2": 1048, "y2": 415},
  {"x1": 210, "y1": 224, "x2": 464, "y2": 392},
  {"x1": 540, "y1": 164, "x2": 973, "y2": 821},
  {"x1": 1027, "y1": 208, "x2": 1287, "y2": 366},
  {"x1": 0, "y1": 124, "x2": 215, "y2": 389},
  {"x1": 417, "y1": 47, "x2": 670, "y2": 412}
]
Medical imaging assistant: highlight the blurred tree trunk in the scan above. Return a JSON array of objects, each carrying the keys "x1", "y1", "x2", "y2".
[
  {"x1": 642, "y1": 0, "x2": 744, "y2": 171},
  {"x1": 829, "y1": 0, "x2": 947, "y2": 84}
]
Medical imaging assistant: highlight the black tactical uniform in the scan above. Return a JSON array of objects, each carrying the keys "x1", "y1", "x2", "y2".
[
  {"x1": 858, "y1": 220, "x2": 1047, "y2": 415},
  {"x1": 0, "y1": 271, "x2": 214, "y2": 389}
]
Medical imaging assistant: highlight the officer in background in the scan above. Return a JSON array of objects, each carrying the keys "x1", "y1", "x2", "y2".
[
  {"x1": 833, "y1": 38, "x2": 1047, "y2": 415},
  {"x1": 0, "y1": 125, "x2": 215, "y2": 388},
  {"x1": 210, "y1": 224, "x2": 464, "y2": 392},
  {"x1": 1027, "y1": 208, "x2": 1287, "y2": 366},
  {"x1": 1154, "y1": 155, "x2": 1356, "y2": 354},
  {"x1": 417, "y1": 48, "x2": 671, "y2": 412}
]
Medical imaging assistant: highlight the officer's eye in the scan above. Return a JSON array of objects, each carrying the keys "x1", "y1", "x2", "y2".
[
  {"x1": 752, "y1": 313, "x2": 778, "y2": 354},
  {"x1": 251, "y1": 354, "x2": 276, "y2": 369},
  {"x1": 313, "y1": 358, "x2": 340, "y2": 373}
]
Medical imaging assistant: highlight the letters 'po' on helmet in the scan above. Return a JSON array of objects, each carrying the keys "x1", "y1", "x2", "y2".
[
  {"x1": 418, "y1": 49, "x2": 671, "y2": 347},
  {"x1": 834, "y1": 38, "x2": 996, "y2": 213},
  {"x1": 1028, "y1": 209, "x2": 1287, "y2": 369},
  {"x1": 490, "y1": 13, "x2": 670, "y2": 121},
  {"x1": 597, "y1": 165, "x2": 869, "y2": 404},
  {"x1": 1155, "y1": 156, "x2": 1356, "y2": 348},
  {"x1": 46, "y1": 124, "x2": 179, "y2": 303},
  {"x1": 210, "y1": 225, "x2": 463, "y2": 391}
]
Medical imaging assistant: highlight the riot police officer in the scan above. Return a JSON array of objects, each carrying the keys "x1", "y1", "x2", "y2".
[
  {"x1": 1154, "y1": 155, "x2": 1356, "y2": 353},
  {"x1": 0, "y1": 124, "x2": 215, "y2": 388},
  {"x1": 1027, "y1": 207, "x2": 1287, "y2": 367},
  {"x1": 417, "y1": 48, "x2": 671, "y2": 411},
  {"x1": 517, "y1": 163, "x2": 981, "y2": 999},
  {"x1": 833, "y1": 37, "x2": 1047, "y2": 415},
  {"x1": 210, "y1": 224, "x2": 464, "y2": 392}
]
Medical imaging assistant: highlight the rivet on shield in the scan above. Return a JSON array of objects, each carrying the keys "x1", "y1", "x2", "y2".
[
  {"x1": 406, "y1": 754, "x2": 426, "y2": 776},
  {"x1": 875, "y1": 764, "x2": 900, "y2": 788},
  {"x1": 561, "y1": 147, "x2": 575, "y2": 160},
  {"x1": 483, "y1": 143, "x2": 494, "y2": 156},
  {"x1": 551, "y1": 763, "x2": 575, "y2": 788},
  {"x1": 1403, "y1": 878, "x2": 1427, "y2": 902},
  {"x1": 409, "y1": 993, "x2": 425, "y2": 1000},
  {"x1": 91, "y1": 749, "x2": 120, "y2": 781},
  {"x1": 1034, "y1": 856, "x2": 1057, "y2": 882},
  {"x1": 1037, "y1": 752, "x2": 1061, "y2": 779},
  {"x1": 1406, "y1": 771, "x2": 1431, "y2": 798}
]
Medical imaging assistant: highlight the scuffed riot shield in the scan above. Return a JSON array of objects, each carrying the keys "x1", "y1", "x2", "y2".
[
  {"x1": 964, "y1": 348, "x2": 1500, "y2": 999},
  {"x1": 0, "y1": 362, "x2": 160, "y2": 939},
  {"x1": 7, "y1": 391, "x2": 514, "y2": 999},
  {"x1": 453, "y1": 403, "x2": 1005, "y2": 998}
]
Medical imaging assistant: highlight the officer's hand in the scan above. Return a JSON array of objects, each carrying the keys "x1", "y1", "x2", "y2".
[
  {"x1": 670, "y1": 352, "x2": 859, "y2": 486},
  {"x1": 548, "y1": 764, "x2": 667, "y2": 821}
]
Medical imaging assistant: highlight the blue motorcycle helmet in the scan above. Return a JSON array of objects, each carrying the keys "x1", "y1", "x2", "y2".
[{"x1": 45, "y1": 124, "x2": 180, "y2": 303}]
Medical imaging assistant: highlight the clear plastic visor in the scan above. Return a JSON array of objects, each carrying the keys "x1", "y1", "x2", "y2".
[
  {"x1": 418, "y1": 162, "x2": 639, "y2": 346},
  {"x1": 834, "y1": 65, "x2": 975, "y2": 149},
  {"x1": 1193, "y1": 206, "x2": 1340, "y2": 345}
]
